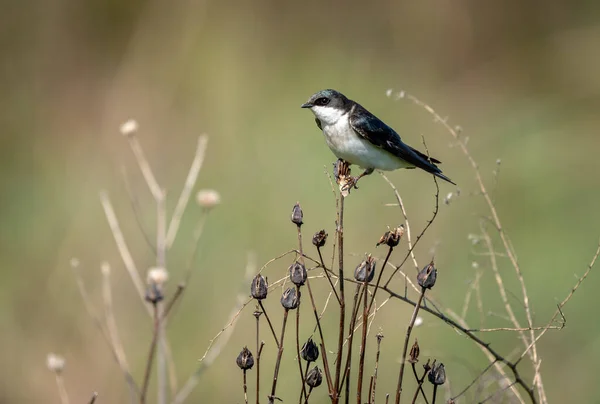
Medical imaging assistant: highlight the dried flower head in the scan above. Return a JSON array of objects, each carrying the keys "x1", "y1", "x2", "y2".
[
  {"x1": 236, "y1": 346, "x2": 254, "y2": 370},
  {"x1": 408, "y1": 339, "x2": 420, "y2": 364},
  {"x1": 289, "y1": 261, "x2": 307, "y2": 286},
  {"x1": 305, "y1": 366, "x2": 323, "y2": 388},
  {"x1": 196, "y1": 189, "x2": 221, "y2": 209},
  {"x1": 312, "y1": 230, "x2": 328, "y2": 248},
  {"x1": 291, "y1": 202, "x2": 303, "y2": 226},
  {"x1": 354, "y1": 254, "x2": 376, "y2": 282},
  {"x1": 428, "y1": 360, "x2": 446, "y2": 385},
  {"x1": 119, "y1": 119, "x2": 138, "y2": 136},
  {"x1": 145, "y1": 267, "x2": 168, "y2": 304},
  {"x1": 250, "y1": 274, "x2": 268, "y2": 300},
  {"x1": 46, "y1": 353, "x2": 66, "y2": 374},
  {"x1": 147, "y1": 267, "x2": 169, "y2": 286},
  {"x1": 300, "y1": 338, "x2": 319, "y2": 362},
  {"x1": 417, "y1": 261, "x2": 437, "y2": 289},
  {"x1": 280, "y1": 287, "x2": 300, "y2": 310},
  {"x1": 376, "y1": 225, "x2": 405, "y2": 247},
  {"x1": 334, "y1": 160, "x2": 352, "y2": 197}
]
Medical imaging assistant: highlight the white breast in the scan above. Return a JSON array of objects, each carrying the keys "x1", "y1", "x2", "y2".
[{"x1": 318, "y1": 113, "x2": 411, "y2": 171}]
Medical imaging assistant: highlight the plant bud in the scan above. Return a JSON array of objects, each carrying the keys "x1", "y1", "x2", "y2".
[
  {"x1": 251, "y1": 274, "x2": 268, "y2": 300},
  {"x1": 408, "y1": 339, "x2": 420, "y2": 364},
  {"x1": 354, "y1": 254, "x2": 376, "y2": 282},
  {"x1": 145, "y1": 267, "x2": 168, "y2": 304},
  {"x1": 376, "y1": 225, "x2": 405, "y2": 247},
  {"x1": 428, "y1": 360, "x2": 446, "y2": 386},
  {"x1": 236, "y1": 346, "x2": 254, "y2": 370},
  {"x1": 291, "y1": 202, "x2": 303, "y2": 226},
  {"x1": 46, "y1": 353, "x2": 66, "y2": 374},
  {"x1": 312, "y1": 230, "x2": 328, "y2": 248},
  {"x1": 289, "y1": 261, "x2": 307, "y2": 286},
  {"x1": 300, "y1": 338, "x2": 319, "y2": 362},
  {"x1": 305, "y1": 366, "x2": 323, "y2": 388},
  {"x1": 417, "y1": 261, "x2": 437, "y2": 289},
  {"x1": 280, "y1": 287, "x2": 300, "y2": 310},
  {"x1": 196, "y1": 189, "x2": 221, "y2": 209}
]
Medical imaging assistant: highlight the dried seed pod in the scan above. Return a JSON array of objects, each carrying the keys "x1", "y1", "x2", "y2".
[
  {"x1": 376, "y1": 225, "x2": 405, "y2": 247},
  {"x1": 428, "y1": 360, "x2": 446, "y2": 385},
  {"x1": 417, "y1": 261, "x2": 437, "y2": 289},
  {"x1": 251, "y1": 274, "x2": 268, "y2": 300},
  {"x1": 289, "y1": 261, "x2": 307, "y2": 286},
  {"x1": 236, "y1": 346, "x2": 254, "y2": 370},
  {"x1": 305, "y1": 366, "x2": 323, "y2": 388},
  {"x1": 291, "y1": 202, "x2": 303, "y2": 226},
  {"x1": 312, "y1": 230, "x2": 328, "y2": 248},
  {"x1": 408, "y1": 339, "x2": 420, "y2": 364},
  {"x1": 280, "y1": 287, "x2": 300, "y2": 310},
  {"x1": 354, "y1": 254, "x2": 376, "y2": 282},
  {"x1": 300, "y1": 338, "x2": 319, "y2": 362}
]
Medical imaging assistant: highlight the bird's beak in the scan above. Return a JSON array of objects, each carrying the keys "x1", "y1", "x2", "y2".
[{"x1": 301, "y1": 102, "x2": 313, "y2": 109}]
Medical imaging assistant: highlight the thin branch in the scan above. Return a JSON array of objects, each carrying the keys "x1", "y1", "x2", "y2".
[
  {"x1": 140, "y1": 304, "x2": 160, "y2": 404},
  {"x1": 100, "y1": 192, "x2": 148, "y2": 311},
  {"x1": 269, "y1": 310, "x2": 290, "y2": 402},
  {"x1": 124, "y1": 132, "x2": 162, "y2": 200},
  {"x1": 70, "y1": 260, "x2": 140, "y2": 400},
  {"x1": 88, "y1": 392, "x2": 99, "y2": 404},
  {"x1": 166, "y1": 135, "x2": 209, "y2": 248},
  {"x1": 101, "y1": 263, "x2": 136, "y2": 403},
  {"x1": 395, "y1": 287, "x2": 427, "y2": 404},
  {"x1": 54, "y1": 374, "x2": 70, "y2": 404}
]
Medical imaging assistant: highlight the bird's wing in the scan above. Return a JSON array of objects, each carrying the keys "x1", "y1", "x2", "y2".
[
  {"x1": 314, "y1": 118, "x2": 323, "y2": 130},
  {"x1": 349, "y1": 104, "x2": 455, "y2": 184}
]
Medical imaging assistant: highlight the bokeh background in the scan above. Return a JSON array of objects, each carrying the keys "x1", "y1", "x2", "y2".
[{"x1": 2, "y1": 0, "x2": 600, "y2": 402}]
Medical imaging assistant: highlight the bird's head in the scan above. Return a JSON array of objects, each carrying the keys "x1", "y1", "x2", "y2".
[{"x1": 301, "y1": 89, "x2": 350, "y2": 125}]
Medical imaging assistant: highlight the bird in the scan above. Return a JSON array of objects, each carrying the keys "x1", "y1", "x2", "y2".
[{"x1": 301, "y1": 89, "x2": 455, "y2": 187}]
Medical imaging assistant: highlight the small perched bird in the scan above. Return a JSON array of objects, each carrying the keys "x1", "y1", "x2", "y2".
[{"x1": 301, "y1": 89, "x2": 455, "y2": 187}]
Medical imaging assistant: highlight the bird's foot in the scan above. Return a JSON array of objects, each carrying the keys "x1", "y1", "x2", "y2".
[{"x1": 341, "y1": 176, "x2": 361, "y2": 192}]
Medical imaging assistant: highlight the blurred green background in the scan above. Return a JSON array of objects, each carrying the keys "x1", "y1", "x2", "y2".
[{"x1": 2, "y1": 0, "x2": 600, "y2": 402}]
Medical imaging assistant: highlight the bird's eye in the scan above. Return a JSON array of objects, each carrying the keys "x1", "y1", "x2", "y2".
[{"x1": 316, "y1": 97, "x2": 329, "y2": 106}]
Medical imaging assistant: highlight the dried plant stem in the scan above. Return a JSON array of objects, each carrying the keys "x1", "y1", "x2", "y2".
[
  {"x1": 156, "y1": 191, "x2": 168, "y2": 404},
  {"x1": 356, "y1": 283, "x2": 369, "y2": 403},
  {"x1": 299, "y1": 361, "x2": 311, "y2": 404},
  {"x1": 259, "y1": 301, "x2": 280, "y2": 348},
  {"x1": 140, "y1": 304, "x2": 160, "y2": 404},
  {"x1": 101, "y1": 263, "x2": 138, "y2": 403},
  {"x1": 341, "y1": 283, "x2": 363, "y2": 399},
  {"x1": 54, "y1": 374, "x2": 70, "y2": 404},
  {"x1": 295, "y1": 287, "x2": 308, "y2": 401},
  {"x1": 367, "y1": 247, "x2": 393, "y2": 314},
  {"x1": 166, "y1": 135, "x2": 209, "y2": 248},
  {"x1": 432, "y1": 385, "x2": 439, "y2": 404},
  {"x1": 409, "y1": 364, "x2": 429, "y2": 404},
  {"x1": 71, "y1": 261, "x2": 140, "y2": 401},
  {"x1": 370, "y1": 335, "x2": 383, "y2": 404},
  {"x1": 255, "y1": 310, "x2": 262, "y2": 404},
  {"x1": 333, "y1": 194, "x2": 346, "y2": 400},
  {"x1": 88, "y1": 392, "x2": 99, "y2": 404},
  {"x1": 99, "y1": 192, "x2": 147, "y2": 311},
  {"x1": 395, "y1": 287, "x2": 426, "y2": 404},
  {"x1": 317, "y1": 246, "x2": 340, "y2": 304},
  {"x1": 269, "y1": 310, "x2": 290, "y2": 402},
  {"x1": 242, "y1": 370, "x2": 249, "y2": 404},
  {"x1": 304, "y1": 387, "x2": 314, "y2": 404}
]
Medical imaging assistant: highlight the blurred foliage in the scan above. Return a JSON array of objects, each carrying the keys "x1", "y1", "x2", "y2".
[{"x1": 1, "y1": 0, "x2": 600, "y2": 402}]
